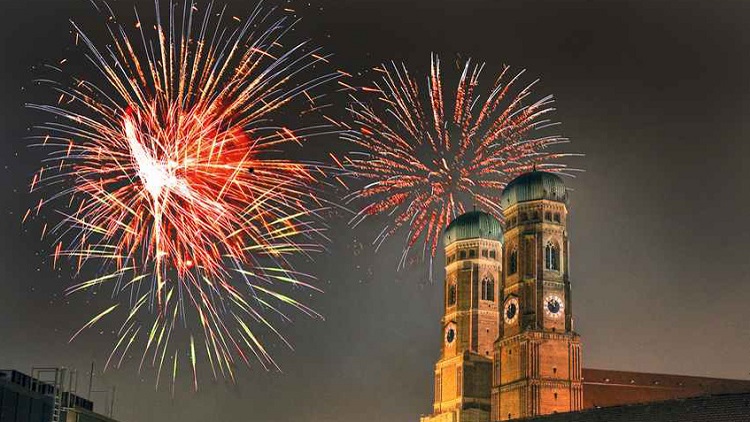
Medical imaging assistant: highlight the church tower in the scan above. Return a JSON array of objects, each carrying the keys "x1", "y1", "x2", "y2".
[
  {"x1": 491, "y1": 171, "x2": 583, "y2": 420},
  {"x1": 421, "y1": 211, "x2": 502, "y2": 422}
]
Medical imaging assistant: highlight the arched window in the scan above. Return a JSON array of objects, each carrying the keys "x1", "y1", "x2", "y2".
[
  {"x1": 545, "y1": 242, "x2": 560, "y2": 271},
  {"x1": 481, "y1": 276, "x2": 494, "y2": 301},
  {"x1": 509, "y1": 249, "x2": 518, "y2": 275},
  {"x1": 448, "y1": 283, "x2": 457, "y2": 306}
]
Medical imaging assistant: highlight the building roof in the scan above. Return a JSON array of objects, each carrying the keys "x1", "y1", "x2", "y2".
[
  {"x1": 443, "y1": 210, "x2": 503, "y2": 245},
  {"x1": 500, "y1": 171, "x2": 567, "y2": 209},
  {"x1": 582, "y1": 368, "x2": 750, "y2": 410},
  {"x1": 518, "y1": 391, "x2": 750, "y2": 422}
]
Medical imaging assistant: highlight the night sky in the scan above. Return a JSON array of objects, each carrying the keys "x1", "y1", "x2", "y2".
[{"x1": 2, "y1": 0, "x2": 750, "y2": 421}]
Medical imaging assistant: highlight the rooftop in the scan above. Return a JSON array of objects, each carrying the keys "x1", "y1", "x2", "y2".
[{"x1": 443, "y1": 210, "x2": 503, "y2": 245}]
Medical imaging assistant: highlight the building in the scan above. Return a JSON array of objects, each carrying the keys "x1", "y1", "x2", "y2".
[
  {"x1": 0, "y1": 369, "x2": 118, "y2": 422},
  {"x1": 519, "y1": 391, "x2": 750, "y2": 422},
  {"x1": 493, "y1": 172, "x2": 582, "y2": 421},
  {"x1": 421, "y1": 171, "x2": 750, "y2": 422},
  {"x1": 423, "y1": 210, "x2": 503, "y2": 422},
  {"x1": 580, "y1": 368, "x2": 750, "y2": 410},
  {"x1": 0, "y1": 370, "x2": 52, "y2": 422}
]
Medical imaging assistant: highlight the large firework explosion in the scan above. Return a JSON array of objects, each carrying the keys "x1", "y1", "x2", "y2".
[
  {"x1": 26, "y1": 0, "x2": 340, "y2": 388},
  {"x1": 343, "y1": 55, "x2": 580, "y2": 269}
]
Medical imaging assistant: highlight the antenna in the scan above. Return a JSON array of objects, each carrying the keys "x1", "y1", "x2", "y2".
[{"x1": 88, "y1": 361, "x2": 94, "y2": 399}]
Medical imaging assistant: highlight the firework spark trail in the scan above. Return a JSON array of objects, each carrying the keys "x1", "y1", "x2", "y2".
[
  {"x1": 343, "y1": 54, "x2": 581, "y2": 270},
  {"x1": 26, "y1": 0, "x2": 340, "y2": 388}
]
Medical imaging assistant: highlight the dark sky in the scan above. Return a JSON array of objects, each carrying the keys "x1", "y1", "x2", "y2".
[{"x1": 2, "y1": 0, "x2": 750, "y2": 421}]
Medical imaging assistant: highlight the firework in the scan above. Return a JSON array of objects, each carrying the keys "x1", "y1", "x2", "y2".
[
  {"x1": 27, "y1": 0, "x2": 339, "y2": 388},
  {"x1": 343, "y1": 55, "x2": 579, "y2": 268}
]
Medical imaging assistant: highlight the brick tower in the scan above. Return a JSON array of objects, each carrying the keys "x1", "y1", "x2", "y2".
[
  {"x1": 421, "y1": 211, "x2": 502, "y2": 422},
  {"x1": 491, "y1": 171, "x2": 583, "y2": 420}
]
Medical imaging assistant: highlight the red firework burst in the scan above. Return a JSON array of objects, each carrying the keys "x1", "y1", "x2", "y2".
[
  {"x1": 26, "y1": 0, "x2": 340, "y2": 387},
  {"x1": 343, "y1": 55, "x2": 580, "y2": 267}
]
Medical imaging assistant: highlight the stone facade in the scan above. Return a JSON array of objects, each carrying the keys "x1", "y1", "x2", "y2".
[
  {"x1": 421, "y1": 227, "x2": 502, "y2": 422},
  {"x1": 492, "y1": 194, "x2": 583, "y2": 421}
]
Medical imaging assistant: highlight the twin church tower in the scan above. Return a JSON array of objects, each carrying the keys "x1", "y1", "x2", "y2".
[{"x1": 421, "y1": 171, "x2": 583, "y2": 422}]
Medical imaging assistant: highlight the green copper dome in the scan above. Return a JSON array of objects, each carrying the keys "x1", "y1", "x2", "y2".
[
  {"x1": 500, "y1": 171, "x2": 567, "y2": 209},
  {"x1": 444, "y1": 211, "x2": 503, "y2": 246}
]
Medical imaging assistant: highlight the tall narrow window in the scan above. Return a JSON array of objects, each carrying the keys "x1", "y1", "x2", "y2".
[
  {"x1": 481, "y1": 276, "x2": 494, "y2": 301},
  {"x1": 524, "y1": 238, "x2": 535, "y2": 277},
  {"x1": 545, "y1": 242, "x2": 560, "y2": 271},
  {"x1": 509, "y1": 249, "x2": 518, "y2": 274},
  {"x1": 448, "y1": 283, "x2": 457, "y2": 306}
]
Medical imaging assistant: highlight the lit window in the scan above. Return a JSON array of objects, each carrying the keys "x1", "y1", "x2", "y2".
[
  {"x1": 448, "y1": 283, "x2": 457, "y2": 306},
  {"x1": 481, "y1": 276, "x2": 494, "y2": 301},
  {"x1": 545, "y1": 242, "x2": 560, "y2": 271},
  {"x1": 509, "y1": 249, "x2": 518, "y2": 274}
]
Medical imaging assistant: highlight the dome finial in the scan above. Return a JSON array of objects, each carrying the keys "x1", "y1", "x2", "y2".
[
  {"x1": 444, "y1": 210, "x2": 503, "y2": 245},
  {"x1": 500, "y1": 170, "x2": 568, "y2": 208}
]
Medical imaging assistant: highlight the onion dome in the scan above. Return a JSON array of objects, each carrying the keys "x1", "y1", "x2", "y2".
[
  {"x1": 444, "y1": 210, "x2": 503, "y2": 246},
  {"x1": 500, "y1": 171, "x2": 567, "y2": 209}
]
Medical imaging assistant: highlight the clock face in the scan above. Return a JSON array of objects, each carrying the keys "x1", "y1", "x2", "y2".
[
  {"x1": 445, "y1": 324, "x2": 456, "y2": 345},
  {"x1": 504, "y1": 297, "x2": 519, "y2": 324},
  {"x1": 545, "y1": 294, "x2": 564, "y2": 318}
]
